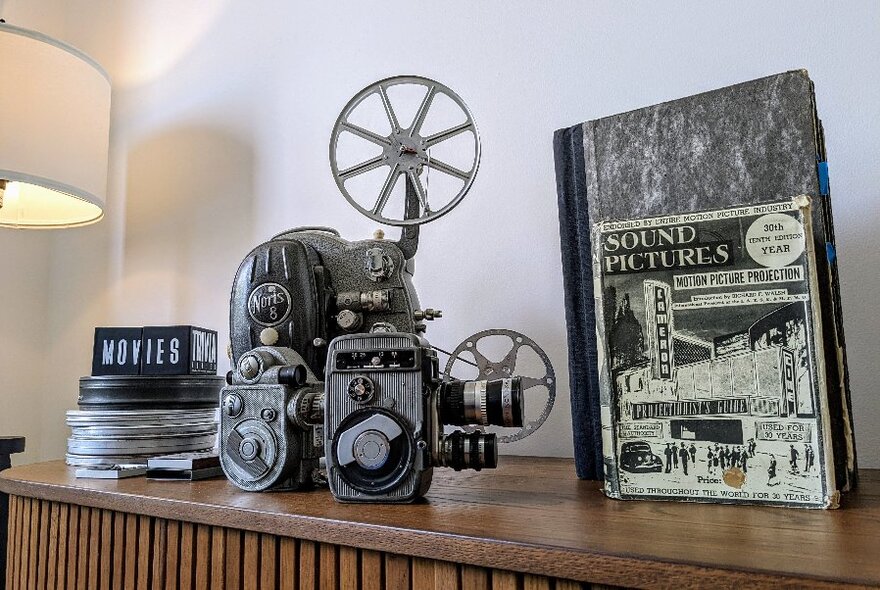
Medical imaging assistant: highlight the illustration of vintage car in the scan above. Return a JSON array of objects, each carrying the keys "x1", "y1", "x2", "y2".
[{"x1": 619, "y1": 441, "x2": 663, "y2": 473}]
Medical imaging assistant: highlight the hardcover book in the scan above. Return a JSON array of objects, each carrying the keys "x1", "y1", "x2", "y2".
[
  {"x1": 553, "y1": 70, "x2": 855, "y2": 506},
  {"x1": 595, "y1": 197, "x2": 840, "y2": 507}
]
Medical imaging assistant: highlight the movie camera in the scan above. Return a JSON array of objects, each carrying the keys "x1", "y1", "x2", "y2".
[{"x1": 221, "y1": 76, "x2": 555, "y2": 501}]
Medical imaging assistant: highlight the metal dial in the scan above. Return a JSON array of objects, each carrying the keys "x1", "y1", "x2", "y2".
[
  {"x1": 443, "y1": 329, "x2": 556, "y2": 443},
  {"x1": 348, "y1": 376, "x2": 375, "y2": 403},
  {"x1": 330, "y1": 75, "x2": 481, "y2": 227}
]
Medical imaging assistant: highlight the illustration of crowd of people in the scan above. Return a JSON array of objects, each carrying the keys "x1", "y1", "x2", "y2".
[
  {"x1": 658, "y1": 438, "x2": 816, "y2": 486},
  {"x1": 705, "y1": 439, "x2": 755, "y2": 474},
  {"x1": 662, "y1": 442, "x2": 698, "y2": 475},
  {"x1": 767, "y1": 442, "x2": 816, "y2": 486},
  {"x1": 660, "y1": 440, "x2": 753, "y2": 476}
]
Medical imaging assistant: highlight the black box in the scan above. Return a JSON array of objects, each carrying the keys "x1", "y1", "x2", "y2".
[
  {"x1": 141, "y1": 325, "x2": 218, "y2": 375},
  {"x1": 91, "y1": 327, "x2": 143, "y2": 376}
]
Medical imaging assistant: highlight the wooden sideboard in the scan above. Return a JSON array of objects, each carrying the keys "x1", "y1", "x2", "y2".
[{"x1": 0, "y1": 457, "x2": 878, "y2": 590}]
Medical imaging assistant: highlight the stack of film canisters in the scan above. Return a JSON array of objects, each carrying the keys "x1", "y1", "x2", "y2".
[{"x1": 66, "y1": 326, "x2": 223, "y2": 468}]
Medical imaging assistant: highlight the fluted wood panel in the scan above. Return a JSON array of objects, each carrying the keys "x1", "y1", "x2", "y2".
[{"x1": 5, "y1": 496, "x2": 599, "y2": 590}]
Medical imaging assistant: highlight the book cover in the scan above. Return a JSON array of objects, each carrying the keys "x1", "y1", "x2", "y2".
[
  {"x1": 554, "y1": 70, "x2": 855, "y2": 490},
  {"x1": 595, "y1": 197, "x2": 839, "y2": 508}
]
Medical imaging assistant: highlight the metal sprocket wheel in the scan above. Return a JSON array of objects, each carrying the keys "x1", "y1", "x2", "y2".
[
  {"x1": 443, "y1": 329, "x2": 556, "y2": 443},
  {"x1": 329, "y1": 75, "x2": 480, "y2": 227}
]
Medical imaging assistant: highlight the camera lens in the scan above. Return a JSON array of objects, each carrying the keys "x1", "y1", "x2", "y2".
[
  {"x1": 439, "y1": 378, "x2": 523, "y2": 427},
  {"x1": 438, "y1": 431, "x2": 497, "y2": 471}
]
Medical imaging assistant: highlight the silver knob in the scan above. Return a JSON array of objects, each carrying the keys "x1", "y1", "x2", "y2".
[
  {"x1": 223, "y1": 394, "x2": 243, "y2": 418},
  {"x1": 238, "y1": 353, "x2": 261, "y2": 380}
]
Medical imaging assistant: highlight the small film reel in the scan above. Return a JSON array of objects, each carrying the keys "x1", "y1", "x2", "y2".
[
  {"x1": 443, "y1": 329, "x2": 556, "y2": 443},
  {"x1": 330, "y1": 75, "x2": 480, "y2": 227}
]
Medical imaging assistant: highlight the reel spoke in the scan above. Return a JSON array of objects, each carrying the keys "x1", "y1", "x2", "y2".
[
  {"x1": 497, "y1": 341, "x2": 521, "y2": 376},
  {"x1": 425, "y1": 121, "x2": 474, "y2": 148},
  {"x1": 373, "y1": 164, "x2": 401, "y2": 215},
  {"x1": 339, "y1": 155, "x2": 386, "y2": 181},
  {"x1": 406, "y1": 170, "x2": 430, "y2": 214},
  {"x1": 377, "y1": 84, "x2": 401, "y2": 133},
  {"x1": 426, "y1": 158, "x2": 470, "y2": 181},
  {"x1": 340, "y1": 121, "x2": 391, "y2": 147},
  {"x1": 468, "y1": 347, "x2": 492, "y2": 376},
  {"x1": 409, "y1": 84, "x2": 437, "y2": 136}
]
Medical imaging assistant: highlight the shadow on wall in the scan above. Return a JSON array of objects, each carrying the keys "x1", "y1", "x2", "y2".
[{"x1": 120, "y1": 126, "x2": 255, "y2": 366}]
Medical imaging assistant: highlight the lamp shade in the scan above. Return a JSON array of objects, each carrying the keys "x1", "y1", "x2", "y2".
[{"x1": 0, "y1": 23, "x2": 111, "y2": 228}]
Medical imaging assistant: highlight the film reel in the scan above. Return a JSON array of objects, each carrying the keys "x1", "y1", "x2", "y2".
[
  {"x1": 443, "y1": 329, "x2": 556, "y2": 443},
  {"x1": 330, "y1": 75, "x2": 480, "y2": 226},
  {"x1": 331, "y1": 408, "x2": 414, "y2": 495}
]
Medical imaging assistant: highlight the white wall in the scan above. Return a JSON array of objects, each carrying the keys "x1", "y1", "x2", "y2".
[{"x1": 1, "y1": 0, "x2": 878, "y2": 468}]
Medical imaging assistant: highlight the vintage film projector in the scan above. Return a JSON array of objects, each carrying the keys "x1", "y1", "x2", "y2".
[{"x1": 222, "y1": 76, "x2": 555, "y2": 499}]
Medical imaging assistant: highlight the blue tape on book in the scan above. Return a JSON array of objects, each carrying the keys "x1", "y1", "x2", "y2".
[
  {"x1": 826, "y1": 243, "x2": 837, "y2": 264},
  {"x1": 818, "y1": 161, "x2": 829, "y2": 195}
]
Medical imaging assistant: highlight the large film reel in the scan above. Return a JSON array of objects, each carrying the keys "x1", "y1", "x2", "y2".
[
  {"x1": 330, "y1": 75, "x2": 480, "y2": 226},
  {"x1": 443, "y1": 329, "x2": 556, "y2": 443}
]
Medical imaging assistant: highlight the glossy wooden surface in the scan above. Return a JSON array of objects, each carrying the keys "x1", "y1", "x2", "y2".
[{"x1": 1, "y1": 458, "x2": 878, "y2": 589}]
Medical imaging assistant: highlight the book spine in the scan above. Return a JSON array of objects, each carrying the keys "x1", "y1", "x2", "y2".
[
  {"x1": 797, "y1": 195, "x2": 840, "y2": 507},
  {"x1": 582, "y1": 122, "x2": 621, "y2": 497},
  {"x1": 553, "y1": 124, "x2": 604, "y2": 481},
  {"x1": 817, "y1": 153, "x2": 858, "y2": 490},
  {"x1": 809, "y1": 85, "x2": 858, "y2": 491}
]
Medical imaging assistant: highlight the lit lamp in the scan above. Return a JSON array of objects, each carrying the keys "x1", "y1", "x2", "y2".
[{"x1": 0, "y1": 22, "x2": 111, "y2": 228}]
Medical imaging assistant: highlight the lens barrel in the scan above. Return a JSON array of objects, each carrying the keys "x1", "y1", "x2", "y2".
[
  {"x1": 439, "y1": 378, "x2": 524, "y2": 427},
  {"x1": 279, "y1": 364, "x2": 307, "y2": 387},
  {"x1": 438, "y1": 431, "x2": 497, "y2": 471},
  {"x1": 288, "y1": 390, "x2": 324, "y2": 428}
]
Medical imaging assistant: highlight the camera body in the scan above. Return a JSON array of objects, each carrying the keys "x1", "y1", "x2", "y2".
[
  {"x1": 324, "y1": 332, "x2": 435, "y2": 502},
  {"x1": 324, "y1": 332, "x2": 522, "y2": 503},
  {"x1": 229, "y1": 228, "x2": 434, "y2": 379},
  {"x1": 219, "y1": 346, "x2": 324, "y2": 491},
  {"x1": 219, "y1": 332, "x2": 525, "y2": 501}
]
